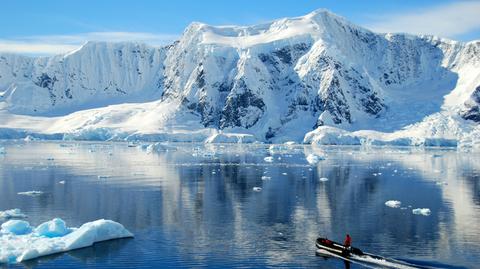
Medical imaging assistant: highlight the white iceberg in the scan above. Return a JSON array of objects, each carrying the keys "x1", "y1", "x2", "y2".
[
  {"x1": 0, "y1": 218, "x2": 133, "y2": 263},
  {"x1": 319, "y1": 177, "x2": 329, "y2": 182},
  {"x1": 263, "y1": 156, "x2": 274, "y2": 163},
  {"x1": 412, "y1": 208, "x2": 431, "y2": 216},
  {"x1": 306, "y1": 153, "x2": 325, "y2": 165},
  {"x1": 385, "y1": 200, "x2": 402, "y2": 208},
  {"x1": 205, "y1": 133, "x2": 257, "y2": 144},
  {"x1": 0, "y1": 209, "x2": 27, "y2": 220},
  {"x1": 17, "y1": 191, "x2": 44, "y2": 197},
  {"x1": 261, "y1": 176, "x2": 271, "y2": 180},
  {"x1": 144, "y1": 142, "x2": 176, "y2": 154},
  {"x1": 253, "y1": 187, "x2": 262, "y2": 192}
]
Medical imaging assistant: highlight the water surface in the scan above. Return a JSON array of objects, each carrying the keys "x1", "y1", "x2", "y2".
[{"x1": 0, "y1": 142, "x2": 479, "y2": 268}]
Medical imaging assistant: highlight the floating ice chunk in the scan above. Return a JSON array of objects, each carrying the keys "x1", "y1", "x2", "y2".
[
  {"x1": 0, "y1": 209, "x2": 27, "y2": 220},
  {"x1": 282, "y1": 172, "x2": 288, "y2": 176},
  {"x1": 284, "y1": 141, "x2": 296, "y2": 146},
  {"x1": 412, "y1": 208, "x2": 431, "y2": 216},
  {"x1": 264, "y1": 156, "x2": 274, "y2": 162},
  {"x1": 385, "y1": 200, "x2": 402, "y2": 208},
  {"x1": 24, "y1": 135, "x2": 38, "y2": 142},
  {"x1": 145, "y1": 142, "x2": 176, "y2": 154},
  {"x1": 34, "y1": 218, "x2": 71, "y2": 238},
  {"x1": 261, "y1": 176, "x2": 271, "y2": 180},
  {"x1": 306, "y1": 154, "x2": 324, "y2": 165},
  {"x1": 253, "y1": 187, "x2": 262, "y2": 192},
  {"x1": 17, "y1": 191, "x2": 44, "y2": 197},
  {"x1": 58, "y1": 181, "x2": 66, "y2": 184},
  {"x1": 319, "y1": 177, "x2": 329, "y2": 182},
  {"x1": 1, "y1": 220, "x2": 32, "y2": 235},
  {"x1": 0, "y1": 218, "x2": 133, "y2": 263},
  {"x1": 205, "y1": 133, "x2": 257, "y2": 144}
]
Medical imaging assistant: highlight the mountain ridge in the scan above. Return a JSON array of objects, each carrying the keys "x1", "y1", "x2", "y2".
[{"x1": 0, "y1": 9, "x2": 479, "y2": 147}]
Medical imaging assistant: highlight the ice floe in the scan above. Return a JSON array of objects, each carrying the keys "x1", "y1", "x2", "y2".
[
  {"x1": 205, "y1": 133, "x2": 257, "y2": 144},
  {"x1": 385, "y1": 200, "x2": 402, "y2": 208},
  {"x1": 412, "y1": 208, "x2": 431, "y2": 216},
  {"x1": 0, "y1": 218, "x2": 133, "y2": 263},
  {"x1": 306, "y1": 153, "x2": 324, "y2": 165},
  {"x1": 0, "y1": 209, "x2": 27, "y2": 220},
  {"x1": 319, "y1": 177, "x2": 329, "y2": 182},
  {"x1": 17, "y1": 191, "x2": 44, "y2": 197},
  {"x1": 264, "y1": 156, "x2": 274, "y2": 162},
  {"x1": 252, "y1": 187, "x2": 262, "y2": 192}
]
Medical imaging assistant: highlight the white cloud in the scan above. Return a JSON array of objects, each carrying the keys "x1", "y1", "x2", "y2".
[
  {"x1": 365, "y1": 1, "x2": 480, "y2": 39},
  {"x1": 0, "y1": 32, "x2": 178, "y2": 56}
]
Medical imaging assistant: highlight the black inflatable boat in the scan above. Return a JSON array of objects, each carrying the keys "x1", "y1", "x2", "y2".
[
  {"x1": 315, "y1": 237, "x2": 424, "y2": 268},
  {"x1": 315, "y1": 237, "x2": 366, "y2": 257}
]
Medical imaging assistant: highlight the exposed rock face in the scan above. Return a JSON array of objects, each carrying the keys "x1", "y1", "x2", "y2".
[{"x1": 461, "y1": 86, "x2": 480, "y2": 122}]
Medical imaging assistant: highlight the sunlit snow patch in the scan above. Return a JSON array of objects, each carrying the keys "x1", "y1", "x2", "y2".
[
  {"x1": 0, "y1": 218, "x2": 133, "y2": 263},
  {"x1": 385, "y1": 200, "x2": 402, "y2": 208},
  {"x1": 412, "y1": 208, "x2": 431, "y2": 216}
]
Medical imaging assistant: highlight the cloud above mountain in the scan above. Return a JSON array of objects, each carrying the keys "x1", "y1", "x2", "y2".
[{"x1": 365, "y1": 1, "x2": 480, "y2": 39}]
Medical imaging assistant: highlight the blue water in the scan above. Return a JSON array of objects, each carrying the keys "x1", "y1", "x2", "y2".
[{"x1": 0, "y1": 142, "x2": 479, "y2": 268}]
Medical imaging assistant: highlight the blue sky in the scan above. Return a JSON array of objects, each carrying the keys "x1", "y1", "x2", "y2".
[{"x1": 1, "y1": 0, "x2": 480, "y2": 55}]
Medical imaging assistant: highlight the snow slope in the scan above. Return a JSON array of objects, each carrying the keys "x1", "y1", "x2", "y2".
[{"x1": 0, "y1": 9, "x2": 479, "y2": 147}]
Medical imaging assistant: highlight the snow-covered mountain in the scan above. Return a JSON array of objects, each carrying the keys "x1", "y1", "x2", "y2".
[{"x1": 0, "y1": 10, "x2": 479, "y2": 147}]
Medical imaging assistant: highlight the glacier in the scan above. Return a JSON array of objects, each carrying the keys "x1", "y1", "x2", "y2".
[
  {"x1": 0, "y1": 218, "x2": 133, "y2": 264},
  {"x1": 0, "y1": 9, "x2": 479, "y2": 148}
]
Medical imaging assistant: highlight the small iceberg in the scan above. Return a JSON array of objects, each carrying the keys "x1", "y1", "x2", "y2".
[
  {"x1": 17, "y1": 191, "x2": 44, "y2": 197},
  {"x1": 385, "y1": 200, "x2": 402, "y2": 208},
  {"x1": 412, "y1": 208, "x2": 431, "y2": 216},
  {"x1": 261, "y1": 176, "x2": 271, "y2": 180},
  {"x1": 0, "y1": 218, "x2": 133, "y2": 263},
  {"x1": 253, "y1": 187, "x2": 262, "y2": 192},
  {"x1": 319, "y1": 177, "x2": 329, "y2": 182},
  {"x1": 0, "y1": 209, "x2": 27, "y2": 220},
  {"x1": 264, "y1": 156, "x2": 274, "y2": 163},
  {"x1": 306, "y1": 154, "x2": 325, "y2": 165}
]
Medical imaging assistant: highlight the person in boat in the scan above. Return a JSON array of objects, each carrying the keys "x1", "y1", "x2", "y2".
[{"x1": 344, "y1": 234, "x2": 352, "y2": 249}]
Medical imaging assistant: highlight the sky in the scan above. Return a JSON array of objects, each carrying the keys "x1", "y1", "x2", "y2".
[{"x1": 1, "y1": 0, "x2": 480, "y2": 55}]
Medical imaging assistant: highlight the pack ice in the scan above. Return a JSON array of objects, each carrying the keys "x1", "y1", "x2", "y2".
[{"x1": 0, "y1": 218, "x2": 133, "y2": 263}]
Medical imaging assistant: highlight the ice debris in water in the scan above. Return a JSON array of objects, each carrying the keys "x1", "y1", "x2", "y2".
[
  {"x1": 58, "y1": 180, "x2": 66, "y2": 184},
  {"x1": 261, "y1": 176, "x2": 271, "y2": 180},
  {"x1": 264, "y1": 156, "x2": 274, "y2": 162},
  {"x1": 412, "y1": 208, "x2": 431, "y2": 216},
  {"x1": 306, "y1": 154, "x2": 325, "y2": 165},
  {"x1": 0, "y1": 218, "x2": 133, "y2": 264},
  {"x1": 319, "y1": 177, "x2": 329, "y2": 182},
  {"x1": 385, "y1": 200, "x2": 402, "y2": 208},
  {"x1": 0, "y1": 209, "x2": 27, "y2": 220},
  {"x1": 253, "y1": 187, "x2": 262, "y2": 192},
  {"x1": 17, "y1": 191, "x2": 44, "y2": 197}
]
